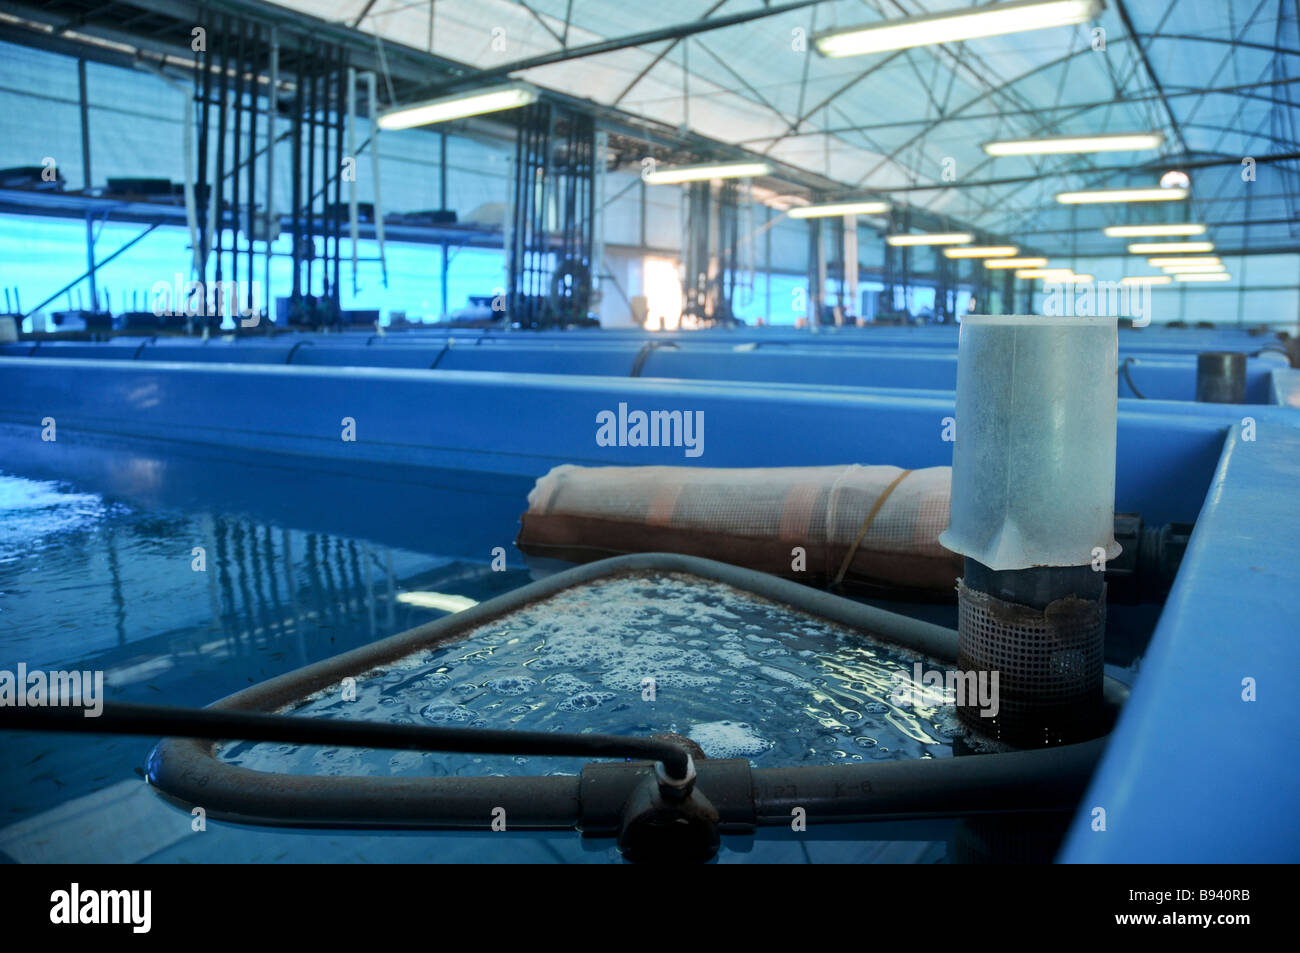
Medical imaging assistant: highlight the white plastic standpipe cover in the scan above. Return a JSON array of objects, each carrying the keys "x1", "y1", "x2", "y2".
[{"x1": 939, "y1": 315, "x2": 1121, "y2": 570}]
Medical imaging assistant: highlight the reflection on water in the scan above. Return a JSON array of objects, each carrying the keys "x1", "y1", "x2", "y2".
[
  {"x1": 224, "y1": 572, "x2": 960, "y2": 779},
  {"x1": 0, "y1": 448, "x2": 531, "y2": 834},
  {"x1": 0, "y1": 471, "x2": 515, "y2": 679},
  {"x1": 0, "y1": 431, "x2": 952, "y2": 863}
]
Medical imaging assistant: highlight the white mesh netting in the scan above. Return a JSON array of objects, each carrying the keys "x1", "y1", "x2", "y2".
[{"x1": 517, "y1": 464, "x2": 962, "y2": 593}]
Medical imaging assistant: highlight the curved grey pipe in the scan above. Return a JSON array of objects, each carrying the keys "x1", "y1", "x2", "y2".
[{"x1": 138, "y1": 554, "x2": 1122, "y2": 831}]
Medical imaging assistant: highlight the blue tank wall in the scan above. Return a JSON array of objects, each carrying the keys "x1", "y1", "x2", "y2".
[
  {"x1": 0, "y1": 353, "x2": 1296, "y2": 863},
  {"x1": 2, "y1": 334, "x2": 1286, "y2": 403}
]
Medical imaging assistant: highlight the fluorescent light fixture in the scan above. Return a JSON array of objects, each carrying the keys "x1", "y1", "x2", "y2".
[
  {"x1": 1063, "y1": 274, "x2": 1094, "y2": 283},
  {"x1": 985, "y1": 257, "x2": 1048, "y2": 269},
  {"x1": 1162, "y1": 264, "x2": 1226, "y2": 274},
  {"x1": 984, "y1": 132, "x2": 1163, "y2": 156},
  {"x1": 943, "y1": 245, "x2": 1018, "y2": 258},
  {"x1": 885, "y1": 232, "x2": 973, "y2": 246},
  {"x1": 1121, "y1": 275, "x2": 1173, "y2": 285},
  {"x1": 378, "y1": 82, "x2": 538, "y2": 130},
  {"x1": 1015, "y1": 268, "x2": 1076, "y2": 279},
  {"x1": 788, "y1": 200, "x2": 891, "y2": 218},
  {"x1": 1175, "y1": 273, "x2": 1231, "y2": 282},
  {"x1": 643, "y1": 161, "x2": 772, "y2": 185},
  {"x1": 1127, "y1": 241, "x2": 1215, "y2": 254},
  {"x1": 395, "y1": 591, "x2": 479, "y2": 613},
  {"x1": 1148, "y1": 257, "x2": 1220, "y2": 267},
  {"x1": 1104, "y1": 223, "x2": 1206, "y2": 237},
  {"x1": 1057, "y1": 187, "x2": 1187, "y2": 204},
  {"x1": 813, "y1": 0, "x2": 1101, "y2": 57}
]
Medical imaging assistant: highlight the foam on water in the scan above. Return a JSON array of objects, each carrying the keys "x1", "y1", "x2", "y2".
[
  {"x1": 220, "y1": 571, "x2": 967, "y2": 778},
  {"x1": 688, "y1": 720, "x2": 773, "y2": 759}
]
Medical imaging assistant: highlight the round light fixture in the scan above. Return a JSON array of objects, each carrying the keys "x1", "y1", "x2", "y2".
[{"x1": 1160, "y1": 170, "x2": 1191, "y2": 190}]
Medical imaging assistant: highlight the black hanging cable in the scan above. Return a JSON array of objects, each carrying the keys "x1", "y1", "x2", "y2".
[
  {"x1": 1121, "y1": 356, "x2": 1146, "y2": 399},
  {"x1": 0, "y1": 702, "x2": 693, "y2": 780}
]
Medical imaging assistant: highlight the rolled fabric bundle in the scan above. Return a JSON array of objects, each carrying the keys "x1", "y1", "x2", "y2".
[{"x1": 516, "y1": 464, "x2": 962, "y2": 594}]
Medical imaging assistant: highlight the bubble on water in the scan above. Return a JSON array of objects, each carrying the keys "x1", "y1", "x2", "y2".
[
  {"x1": 542, "y1": 673, "x2": 592, "y2": 695},
  {"x1": 421, "y1": 704, "x2": 476, "y2": 724},
  {"x1": 558, "y1": 691, "x2": 616, "y2": 713},
  {"x1": 687, "y1": 720, "x2": 773, "y2": 759},
  {"x1": 218, "y1": 571, "x2": 956, "y2": 780},
  {"x1": 600, "y1": 669, "x2": 718, "y2": 692},
  {"x1": 932, "y1": 722, "x2": 962, "y2": 739},
  {"x1": 488, "y1": 675, "x2": 536, "y2": 695}
]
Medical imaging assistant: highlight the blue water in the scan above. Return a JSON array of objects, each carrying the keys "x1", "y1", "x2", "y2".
[
  {"x1": 0, "y1": 428, "x2": 963, "y2": 862},
  {"x1": 222, "y1": 571, "x2": 962, "y2": 781}
]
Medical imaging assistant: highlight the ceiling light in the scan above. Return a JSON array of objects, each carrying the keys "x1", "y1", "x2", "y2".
[
  {"x1": 1015, "y1": 268, "x2": 1076, "y2": 279},
  {"x1": 1057, "y1": 188, "x2": 1187, "y2": 204},
  {"x1": 1147, "y1": 257, "x2": 1221, "y2": 267},
  {"x1": 1175, "y1": 273, "x2": 1231, "y2": 282},
  {"x1": 1128, "y1": 241, "x2": 1215, "y2": 254},
  {"x1": 1162, "y1": 264, "x2": 1226, "y2": 274},
  {"x1": 885, "y1": 232, "x2": 973, "y2": 246},
  {"x1": 985, "y1": 257, "x2": 1048, "y2": 269},
  {"x1": 984, "y1": 132, "x2": 1164, "y2": 156},
  {"x1": 378, "y1": 82, "x2": 538, "y2": 130},
  {"x1": 788, "y1": 200, "x2": 891, "y2": 218},
  {"x1": 1104, "y1": 224, "x2": 1206, "y2": 237},
  {"x1": 1121, "y1": 275, "x2": 1173, "y2": 285},
  {"x1": 813, "y1": 0, "x2": 1102, "y2": 57},
  {"x1": 643, "y1": 161, "x2": 772, "y2": 185},
  {"x1": 943, "y1": 245, "x2": 1019, "y2": 258}
]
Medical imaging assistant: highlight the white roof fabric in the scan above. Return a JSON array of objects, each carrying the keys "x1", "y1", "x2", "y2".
[{"x1": 273, "y1": 0, "x2": 1299, "y2": 254}]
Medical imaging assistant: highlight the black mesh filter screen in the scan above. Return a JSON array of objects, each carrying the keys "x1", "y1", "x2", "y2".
[{"x1": 955, "y1": 579, "x2": 1106, "y2": 748}]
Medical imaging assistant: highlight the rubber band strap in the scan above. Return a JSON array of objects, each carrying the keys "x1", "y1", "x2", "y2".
[{"x1": 831, "y1": 468, "x2": 913, "y2": 587}]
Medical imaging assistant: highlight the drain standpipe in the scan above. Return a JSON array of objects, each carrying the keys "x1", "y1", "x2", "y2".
[{"x1": 940, "y1": 315, "x2": 1120, "y2": 748}]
